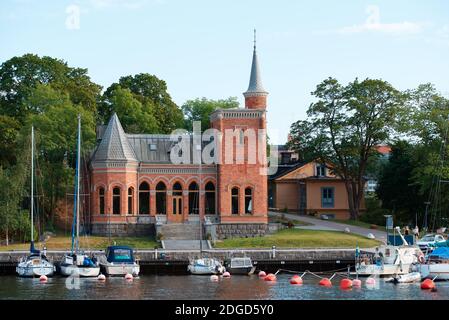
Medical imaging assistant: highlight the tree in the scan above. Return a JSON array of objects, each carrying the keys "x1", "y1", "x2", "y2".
[
  {"x1": 0, "y1": 115, "x2": 21, "y2": 167},
  {"x1": 287, "y1": 77, "x2": 404, "y2": 219},
  {"x1": 98, "y1": 85, "x2": 158, "y2": 133},
  {"x1": 376, "y1": 141, "x2": 425, "y2": 225},
  {"x1": 181, "y1": 97, "x2": 239, "y2": 131},
  {"x1": 100, "y1": 73, "x2": 183, "y2": 133},
  {"x1": 0, "y1": 54, "x2": 102, "y2": 120}
]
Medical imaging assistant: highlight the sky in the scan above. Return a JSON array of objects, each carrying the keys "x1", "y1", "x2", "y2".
[{"x1": 1, "y1": 0, "x2": 449, "y2": 144}]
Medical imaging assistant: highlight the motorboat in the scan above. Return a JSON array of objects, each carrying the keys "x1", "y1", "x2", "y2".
[
  {"x1": 60, "y1": 115, "x2": 100, "y2": 278},
  {"x1": 16, "y1": 126, "x2": 56, "y2": 278},
  {"x1": 419, "y1": 247, "x2": 449, "y2": 281},
  {"x1": 353, "y1": 227, "x2": 423, "y2": 277},
  {"x1": 100, "y1": 246, "x2": 140, "y2": 277},
  {"x1": 224, "y1": 257, "x2": 255, "y2": 275},
  {"x1": 188, "y1": 258, "x2": 225, "y2": 275}
]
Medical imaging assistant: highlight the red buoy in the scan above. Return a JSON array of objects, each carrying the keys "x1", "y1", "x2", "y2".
[
  {"x1": 421, "y1": 279, "x2": 436, "y2": 290},
  {"x1": 352, "y1": 279, "x2": 362, "y2": 287},
  {"x1": 319, "y1": 278, "x2": 332, "y2": 286},
  {"x1": 264, "y1": 273, "x2": 277, "y2": 282},
  {"x1": 258, "y1": 271, "x2": 267, "y2": 278},
  {"x1": 290, "y1": 275, "x2": 303, "y2": 285},
  {"x1": 340, "y1": 278, "x2": 353, "y2": 289}
]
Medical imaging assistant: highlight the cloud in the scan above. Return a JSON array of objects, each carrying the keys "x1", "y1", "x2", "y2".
[{"x1": 337, "y1": 5, "x2": 424, "y2": 36}]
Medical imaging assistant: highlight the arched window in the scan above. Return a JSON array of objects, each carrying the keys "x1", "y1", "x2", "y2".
[
  {"x1": 99, "y1": 187, "x2": 105, "y2": 215},
  {"x1": 113, "y1": 187, "x2": 121, "y2": 215},
  {"x1": 188, "y1": 182, "x2": 199, "y2": 215},
  {"x1": 139, "y1": 182, "x2": 150, "y2": 215},
  {"x1": 156, "y1": 182, "x2": 166, "y2": 215},
  {"x1": 205, "y1": 182, "x2": 216, "y2": 215},
  {"x1": 128, "y1": 187, "x2": 134, "y2": 215},
  {"x1": 173, "y1": 182, "x2": 182, "y2": 196},
  {"x1": 231, "y1": 187, "x2": 239, "y2": 215},
  {"x1": 245, "y1": 187, "x2": 253, "y2": 214}
]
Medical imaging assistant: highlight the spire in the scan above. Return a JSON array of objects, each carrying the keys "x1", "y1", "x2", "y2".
[
  {"x1": 93, "y1": 113, "x2": 137, "y2": 162},
  {"x1": 243, "y1": 29, "x2": 268, "y2": 109}
]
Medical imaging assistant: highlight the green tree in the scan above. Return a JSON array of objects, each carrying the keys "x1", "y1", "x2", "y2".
[
  {"x1": 181, "y1": 97, "x2": 239, "y2": 131},
  {"x1": 0, "y1": 54, "x2": 102, "y2": 120},
  {"x1": 287, "y1": 77, "x2": 405, "y2": 219},
  {"x1": 98, "y1": 85, "x2": 158, "y2": 133},
  {"x1": 100, "y1": 73, "x2": 183, "y2": 133},
  {"x1": 0, "y1": 115, "x2": 21, "y2": 167}
]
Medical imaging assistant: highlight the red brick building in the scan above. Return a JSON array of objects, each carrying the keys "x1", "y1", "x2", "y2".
[{"x1": 88, "y1": 42, "x2": 269, "y2": 238}]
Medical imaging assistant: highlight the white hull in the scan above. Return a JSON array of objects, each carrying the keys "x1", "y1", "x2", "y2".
[
  {"x1": 60, "y1": 265, "x2": 100, "y2": 277},
  {"x1": 101, "y1": 264, "x2": 140, "y2": 276},
  {"x1": 188, "y1": 258, "x2": 225, "y2": 275},
  {"x1": 188, "y1": 265, "x2": 222, "y2": 275},
  {"x1": 16, "y1": 261, "x2": 55, "y2": 277},
  {"x1": 353, "y1": 263, "x2": 414, "y2": 277},
  {"x1": 420, "y1": 264, "x2": 449, "y2": 280}
]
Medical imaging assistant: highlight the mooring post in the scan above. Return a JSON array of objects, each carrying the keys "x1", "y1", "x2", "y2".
[{"x1": 272, "y1": 245, "x2": 276, "y2": 259}]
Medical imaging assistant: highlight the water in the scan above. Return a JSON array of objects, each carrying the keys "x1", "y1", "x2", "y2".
[{"x1": 0, "y1": 274, "x2": 447, "y2": 300}]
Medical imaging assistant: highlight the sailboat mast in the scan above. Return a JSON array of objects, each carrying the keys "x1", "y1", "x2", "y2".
[
  {"x1": 75, "y1": 114, "x2": 81, "y2": 253},
  {"x1": 31, "y1": 126, "x2": 34, "y2": 244}
]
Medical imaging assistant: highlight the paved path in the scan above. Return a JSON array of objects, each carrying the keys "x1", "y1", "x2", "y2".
[{"x1": 269, "y1": 211, "x2": 387, "y2": 244}]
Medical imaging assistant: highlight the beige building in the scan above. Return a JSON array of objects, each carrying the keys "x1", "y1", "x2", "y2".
[{"x1": 269, "y1": 160, "x2": 365, "y2": 220}]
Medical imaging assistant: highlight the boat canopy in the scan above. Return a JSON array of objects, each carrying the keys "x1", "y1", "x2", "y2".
[
  {"x1": 106, "y1": 246, "x2": 135, "y2": 263},
  {"x1": 431, "y1": 239, "x2": 449, "y2": 248},
  {"x1": 428, "y1": 247, "x2": 449, "y2": 259}
]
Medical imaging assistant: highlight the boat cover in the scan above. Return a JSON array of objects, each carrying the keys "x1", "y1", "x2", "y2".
[
  {"x1": 428, "y1": 247, "x2": 449, "y2": 259},
  {"x1": 430, "y1": 239, "x2": 449, "y2": 247},
  {"x1": 106, "y1": 246, "x2": 135, "y2": 263}
]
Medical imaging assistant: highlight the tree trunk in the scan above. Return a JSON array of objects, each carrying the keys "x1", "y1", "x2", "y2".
[{"x1": 344, "y1": 180, "x2": 360, "y2": 220}]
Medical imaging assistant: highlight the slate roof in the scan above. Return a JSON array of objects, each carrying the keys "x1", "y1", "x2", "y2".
[{"x1": 244, "y1": 47, "x2": 268, "y2": 96}]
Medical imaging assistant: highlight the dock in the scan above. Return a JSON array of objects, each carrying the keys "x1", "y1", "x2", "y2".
[{"x1": 0, "y1": 248, "x2": 371, "y2": 275}]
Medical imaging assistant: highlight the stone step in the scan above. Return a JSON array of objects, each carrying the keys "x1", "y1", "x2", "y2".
[
  {"x1": 158, "y1": 223, "x2": 203, "y2": 240},
  {"x1": 162, "y1": 240, "x2": 211, "y2": 250}
]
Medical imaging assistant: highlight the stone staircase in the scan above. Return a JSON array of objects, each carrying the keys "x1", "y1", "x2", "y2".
[{"x1": 158, "y1": 223, "x2": 201, "y2": 240}]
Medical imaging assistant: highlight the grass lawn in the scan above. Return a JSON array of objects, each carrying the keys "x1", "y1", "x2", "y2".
[
  {"x1": 214, "y1": 228, "x2": 381, "y2": 249},
  {"x1": 334, "y1": 219, "x2": 386, "y2": 231},
  {"x1": 0, "y1": 236, "x2": 160, "y2": 251}
]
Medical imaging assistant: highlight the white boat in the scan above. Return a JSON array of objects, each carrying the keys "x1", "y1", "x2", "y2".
[
  {"x1": 16, "y1": 126, "x2": 56, "y2": 278},
  {"x1": 60, "y1": 115, "x2": 100, "y2": 278},
  {"x1": 16, "y1": 253, "x2": 55, "y2": 277},
  {"x1": 385, "y1": 272, "x2": 421, "y2": 283},
  {"x1": 419, "y1": 247, "x2": 449, "y2": 281},
  {"x1": 188, "y1": 258, "x2": 226, "y2": 275},
  {"x1": 353, "y1": 227, "x2": 423, "y2": 277},
  {"x1": 224, "y1": 257, "x2": 255, "y2": 275},
  {"x1": 100, "y1": 246, "x2": 140, "y2": 277}
]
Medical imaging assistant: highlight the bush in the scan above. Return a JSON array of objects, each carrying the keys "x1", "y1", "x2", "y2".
[
  {"x1": 360, "y1": 197, "x2": 389, "y2": 226},
  {"x1": 156, "y1": 232, "x2": 164, "y2": 241}
]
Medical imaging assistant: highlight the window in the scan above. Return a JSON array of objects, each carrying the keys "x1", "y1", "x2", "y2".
[
  {"x1": 245, "y1": 188, "x2": 253, "y2": 214},
  {"x1": 205, "y1": 182, "x2": 216, "y2": 215},
  {"x1": 149, "y1": 143, "x2": 157, "y2": 151},
  {"x1": 317, "y1": 164, "x2": 326, "y2": 177},
  {"x1": 173, "y1": 182, "x2": 182, "y2": 196},
  {"x1": 231, "y1": 187, "x2": 239, "y2": 215},
  {"x1": 156, "y1": 182, "x2": 166, "y2": 215},
  {"x1": 139, "y1": 182, "x2": 150, "y2": 215},
  {"x1": 128, "y1": 187, "x2": 134, "y2": 215},
  {"x1": 99, "y1": 188, "x2": 105, "y2": 215},
  {"x1": 113, "y1": 187, "x2": 121, "y2": 215},
  {"x1": 188, "y1": 182, "x2": 199, "y2": 215},
  {"x1": 321, "y1": 187, "x2": 334, "y2": 208}
]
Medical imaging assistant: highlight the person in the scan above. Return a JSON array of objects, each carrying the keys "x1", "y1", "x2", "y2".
[
  {"x1": 413, "y1": 226, "x2": 419, "y2": 242},
  {"x1": 374, "y1": 247, "x2": 384, "y2": 266},
  {"x1": 404, "y1": 226, "x2": 410, "y2": 236}
]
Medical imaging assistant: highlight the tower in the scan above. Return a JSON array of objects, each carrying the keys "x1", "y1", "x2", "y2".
[{"x1": 210, "y1": 31, "x2": 268, "y2": 237}]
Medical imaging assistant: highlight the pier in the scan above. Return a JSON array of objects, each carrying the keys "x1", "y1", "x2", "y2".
[{"x1": 0, "y1": 248, "x2": 370, "y2": 275}]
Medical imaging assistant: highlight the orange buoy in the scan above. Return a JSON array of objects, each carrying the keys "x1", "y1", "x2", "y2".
[
  {"x1": 319, "y1": 278, "x2": 332, "y2": 286},
  {"x1": 264, "y1": 273, "x2": 277, "y2": 282},
  {"x1": 340, "y1": 278, "x2": 353, "y2": 289},
  {"x1": 352, "y1": 279, "x2": 362, "y2": 287},
  {"x1": 290, "y1": 275, "x2": 303, "y2": 285},
  {"x1": 258, "y1": 271, "x2": 267, "y2": 278},
  {"x1": 222, "y1": 271, "x2": 231, "y2": 278},
  {"x1": 39, "y1": 275, "x2": 48, "y2": 282},
  {"x1": 421, "y1": 279, "x2": 435, "y2": 290}
]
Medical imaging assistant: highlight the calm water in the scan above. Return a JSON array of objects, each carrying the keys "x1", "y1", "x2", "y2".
[{"x1": 0, "y1": 274, "x2": 447, "y2": 300}]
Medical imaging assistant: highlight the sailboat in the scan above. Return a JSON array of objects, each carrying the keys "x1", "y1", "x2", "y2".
[
  {"x1": 187, "y1": 140, "x2": 225, "y2": 275},
  {"x1": 60, "y1": 115, "x2": 100, "y2": 277},
  {"x1": 16, "y1": 126, "x2": 56, "y2": 277}
]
